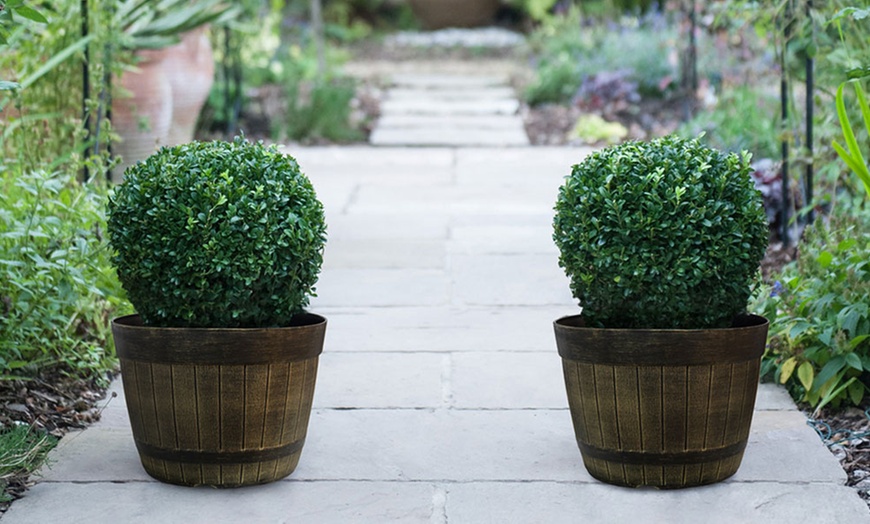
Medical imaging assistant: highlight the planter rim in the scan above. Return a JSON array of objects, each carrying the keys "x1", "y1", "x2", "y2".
[
  {"x1": 554, "y1": 314, "x2": 768, "y2": 366},
  {"x1": 554, "y1": 313, "x2": 768, "y2": 334},
  {"x1": 112, "y1": 313, "x2": 326, "y2": 365},
  {"x1": 112, "y1": 311, "x2": 326, "y2": 333},
  {"x1": 112, "y1": 312, "x2": 326, "y2": 332}
]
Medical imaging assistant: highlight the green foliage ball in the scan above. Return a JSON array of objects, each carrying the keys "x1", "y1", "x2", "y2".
[
  {"x1": 553, "y1": 135, "x2": 768, "y2": 329},
  {"x1": 108, "y1": 138, "x2": 326, "y2": 328}
]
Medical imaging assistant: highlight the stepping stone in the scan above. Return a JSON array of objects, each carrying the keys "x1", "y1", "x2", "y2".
[{"x1": 370, "y1": 72, "x2": 530, "y2": 146}]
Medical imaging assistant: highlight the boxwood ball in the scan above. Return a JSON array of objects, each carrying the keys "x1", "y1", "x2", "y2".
[
  {"x1": 108, "y1": 138, "x2": 326, "y2": 328},
  {"x1": 553, "y1": 135, "x2": 768, "y2": 329}
]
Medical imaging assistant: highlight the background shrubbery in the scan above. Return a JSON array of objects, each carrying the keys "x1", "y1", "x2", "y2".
[
  {"x1": 0, "y1": 170, "x2": 126, "y2": 378},
  {"x1": 759, "y1": 203, "x2": 870, "y2": 411},
  {"x1": 525, "y1": 9, "x2": 676, "y2": 106}
]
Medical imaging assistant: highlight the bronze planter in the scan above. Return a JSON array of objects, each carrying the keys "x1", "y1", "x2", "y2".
[
  {"x1": 554, "y1": 314, "x2": 768, "y2": 489},
  {"x1": 112, "y1": 313, "x2": 326, "y2": 488}
]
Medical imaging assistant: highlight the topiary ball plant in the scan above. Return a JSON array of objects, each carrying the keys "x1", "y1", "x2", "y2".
[
  {"x1": 553, "y1": 135, "x2": 768, "y2": 330},
  {"x1": 108, "y1": 137, "x2": 326, "y2": 328}
]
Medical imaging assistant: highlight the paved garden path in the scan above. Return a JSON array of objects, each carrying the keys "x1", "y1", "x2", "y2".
[
  {"x1": 369, "y1": 73, "x2": 529, "y2": 146},
  {"x1": 5, "y1": 72, "x2": 869, "y2": 523}
]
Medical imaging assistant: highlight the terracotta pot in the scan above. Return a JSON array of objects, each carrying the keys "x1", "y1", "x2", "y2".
[
  {"x1": 162, "y1": 27, "x2": 215, "y2": 146},
  {"x1": 112, "y1": 48, "x2": 173, "y2": 181},
  {"x1": 554, "y1": 314, "x2": 769, "y2": 489},
  {"x1": 112, "y1": 313, "x2": 326, "y2": 488},
  {"x1": 112, "y1": 28, "x2": 215, "y2": 182},
  {"x1": 408, "y1": 0, "x2": 501, "y2": 29}
]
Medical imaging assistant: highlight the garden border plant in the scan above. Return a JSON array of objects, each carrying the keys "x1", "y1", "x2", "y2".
[
  {"x1": 761, "y1": 77, "x2": 870, "y2": 414},
  {"x1": 552, "y1": 135, "x2": 770, "y2": 489}
]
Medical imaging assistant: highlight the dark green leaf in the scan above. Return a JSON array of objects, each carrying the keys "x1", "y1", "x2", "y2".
[
  {"x1": 846, "y1": 352, "x2": 863, "y2": 371},
  {"x1": 13, "y1": 4, "x2": 47, "y2": 23}
]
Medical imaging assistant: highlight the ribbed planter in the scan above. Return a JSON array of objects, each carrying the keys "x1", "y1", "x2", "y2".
[
  {"x1": 112, "y1": 313, "x2": 326, "y2": 488},
  {"x1": 554, "y1": 314, "x2": 768, "y2": 489},
  {"x1": 408, "y1": 0, "x2": 500, "y2": 29}
]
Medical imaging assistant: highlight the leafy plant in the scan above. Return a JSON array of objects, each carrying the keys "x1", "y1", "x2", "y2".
[
  {"x1": 525, "y1": 10, "x2": 676, "y2": 105},
  {"x1": 0, "y1": 0, "x2": 118, "y2": 177},
  {"x1": 677, "y1": 86, "x2": 781, "y2": 159},
  {"x1": 0, "y1": 1, "x2": 46, "y2": 46},
  {"x1": 508, "y1": 0, "x2": 558, "y2": 22},
  {"x1": 759, "y1": 207, "x2": 870, "y2": 412},
  {"x1": 285, "y1": 76, "x2": 362, "y2": 143},
  {"x1": 0, "y1": 170, "x2": 125, "y2": 377},
  {"x1": 107, "y1": 137, "x2": 327, "y2": 328},
  {"x1": 279, "y1": 43, "x2": 362, "y2": 143},
  {"x1": 114, "y1": 0, "x2": 238, "y2": 50},
  {"x1": 553, "y1": 135, "x2": 769, "y2": 329},
  {"x1": 570, "y1": 113, "x2": 628, "y2": 144},
  {"x1": 832, "y1": 80, "x2": 870, "y2": 196}
]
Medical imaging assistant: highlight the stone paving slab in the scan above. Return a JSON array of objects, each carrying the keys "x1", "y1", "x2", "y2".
[
  {"x1": 386, "y1": 87, "x2": 518, "y2": 100},
  {"x1": 377, "y1": 114, "x2": 527, "y2": 130},
  {"x1": 451, "y1": 351, "x2": 566, "y2": 409},
  {"x1": 446, "y1": 482, "x2": 870, "y2": 524},
  {"x1": 35, "y1": 400, "x2": 843, "y2": 486},
  {"x1": 314, "y1": 352, "x2": 448, "y2": 409},
  {"x1": 291, "y1": 146, "x2": 455, "y2": 168},
  {"x1": 313, "y1": 269, "x2": 450, "y2": 308},
  {"x1": 370, "y1": 71, "x2": 529, "y2": 147},
  {"x1": 346, "y1": 185, "x2": 558, "y2": 216},
  {"x1": 370, "y1": 127, "x2": 529, "y2": 147},
  {"x1": 323, "y1": 238, "x2": 446, "y2": 270},
  {"x1": 2, "y1": 481, "x2": 438, "y2": 524},
  {"x1": 9, "y1": 480, "x2": 866, "y2": 524},
  {"x1": 321, "y1": 214, "x2": 450, "y2": 241},
  {"x1": 379, "y1": 98, "x2": 521, "y2": 117},
  {"x1": 390, "y1": 73, "x2": 510, "y2": 88},
  {"x1": 321, "y1": 324, "x2": 556, "y2": 353},
  {"x1": 314, "y1": 305, "x2": 574, "y2": 330},
  {"x1": 449, "y1": 224, "x2": 559, "y2": 255},
  {"x1": 454, "y1": 147, "x2": 593, "y2": 186},
  {"x1": 295, "y1": 409, "x2": 591, "y2": 482},
  {"x1": 345, "y1": 60, "x2": 523, "y2": 79},
  {"x1": 450, "y1": 253, "x2": 574, "y2": 306}
]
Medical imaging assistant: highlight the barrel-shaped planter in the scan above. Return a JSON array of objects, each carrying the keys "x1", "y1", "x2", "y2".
[
  {"x1": 112, "y1": 313, "x2": 326, "y2": 488},
  {"x1": 554, "y1": 314, "x2": 768, "y2": 489}
]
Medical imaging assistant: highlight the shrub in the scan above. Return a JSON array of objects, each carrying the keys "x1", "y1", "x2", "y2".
[
  {"x1": 0, "y1": 170, "x2": 124, "y2": 377},
  {"x1": 284, "y1": 75, "x2": 362, "y2": 143},
  {"x1": 553, "y1": 135, "x2": 769, "y2": 329},
  {"x1": 107, "y1": 137, "x2": 327, "y2": 328},
  {"x1": 759, "y1": 207, "x2": 870, "y2": 410},
  {"x1": 525, "y1": 11, "x2": 676, "y2": 105}
]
